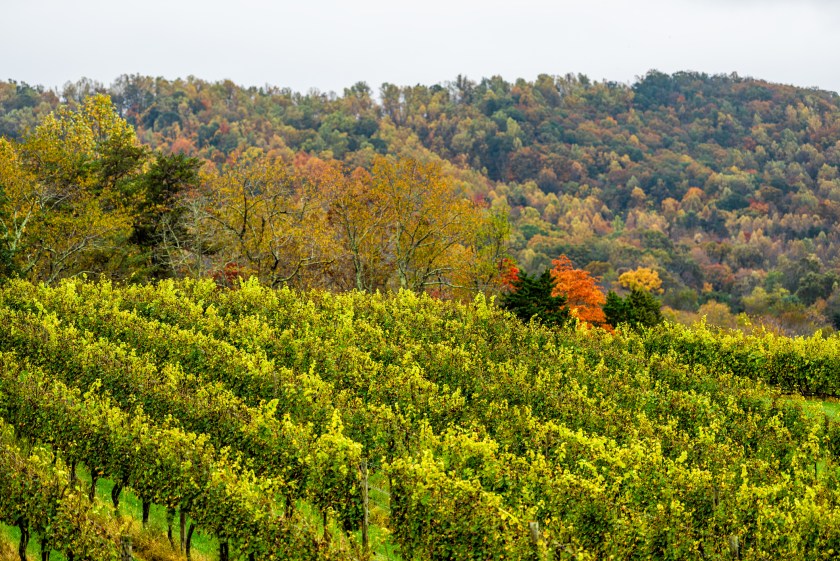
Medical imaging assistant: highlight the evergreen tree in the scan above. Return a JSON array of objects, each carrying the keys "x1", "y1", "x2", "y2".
[
  {"x1": 131, "y1": 152, "x2": 202, "y2": 278},
  {"x1": 604, "y1": 288, "x2": 663, "y2": 329},
  {"x1": 603, "y1": 291, "x2": 629, "y2": 327},
  {"x1": 500, "y1": 269, "x2": 569, "y2": 327}
]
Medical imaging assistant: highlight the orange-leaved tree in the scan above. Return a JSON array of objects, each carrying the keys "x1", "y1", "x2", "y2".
[
  {"x1": 498, "y1": 257, "x2": 520, "y2": 291},
  {"x1": 550, "y1": 255, "x2": 607, "y2": 327}
]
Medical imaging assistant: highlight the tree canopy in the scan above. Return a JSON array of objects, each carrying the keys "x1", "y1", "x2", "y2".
[{"x1": 4, "y1": 71, "x2": 840, "y2": 331}]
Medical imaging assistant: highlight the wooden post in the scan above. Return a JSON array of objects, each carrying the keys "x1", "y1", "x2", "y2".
[
  {"x1": 728, "y1": 534, "x2": 739, "y2": 559},
  {"x1": 120, "y1": 536, "x2": 133, "y2": 561},
  {"x1": 529, "y1": 521, "x2": 541, "y2": 561},
  {"x1": 361, "y1": 459, "x2": 370, "y2": 550},
  {"x1": 529, "y1": 521, "x2": 540, "y2": 545},
  {"x1": 180, "y1": 510, "x2": 187, "y2": 553}
]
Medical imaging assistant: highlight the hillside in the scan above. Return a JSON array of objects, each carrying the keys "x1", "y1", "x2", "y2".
[{"x1": 3, "y1": 72, "x2": 840, "y2": 332}]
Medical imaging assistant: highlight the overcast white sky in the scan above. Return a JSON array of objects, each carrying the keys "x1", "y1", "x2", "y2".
[{"x1": 2, "y1": 0, "x2": 839, "y2": 95}]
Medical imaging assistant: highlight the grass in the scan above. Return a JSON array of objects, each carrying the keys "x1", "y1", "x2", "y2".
[
  {"x1": 0, "y1": 534, "x2": 20, "y2": 561},
  {"x1": 77, "y1": 463, "x2": 218, "y2": 561},
  {"x1": 777, "y1": 394, "x2": 840, "y2": 422},
  {"x1": 76, "y1": 465, "x2": 218, "y2": 559},
  {"x1": 786, "y1": 396, "x2": 840, "y2": 478},
  {"x1": 364, "y1": 473, "x2": 401, "y2": 560},
  {"x1": 815, "y1": 398, "x2": 840, "y2": 421}
]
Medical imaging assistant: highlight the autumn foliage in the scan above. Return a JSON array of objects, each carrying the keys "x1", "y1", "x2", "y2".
[
  {"x1": 498, "y1": 258, "x2": 520, "y2": 291},
  {"x1": 7, "y1": 72, "x2": 840, "y2": 332},
  {"x1": 0, "y1": 96, "x2": 513, "y2": 298},
  {"x1": 550, "y1": 255, "x2": 607, "y2": 327},
  {"x1": 618, "y1": 267, "x2": 663, "y2": 294}
]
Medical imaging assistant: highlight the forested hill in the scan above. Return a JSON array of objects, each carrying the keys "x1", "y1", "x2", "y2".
[{"x1": 3, "y1": 71, "x2": 840, "y2": 332}]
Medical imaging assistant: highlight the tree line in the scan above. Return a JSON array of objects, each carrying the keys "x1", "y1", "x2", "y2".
[
  {"x1": 4, "y1": 71, "x2": 840, "y2": 333},
  {"x1": 0, "y1": 94, "x2": 509, "y2": 298}
]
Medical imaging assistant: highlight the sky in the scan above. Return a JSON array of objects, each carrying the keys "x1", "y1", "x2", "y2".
[{"x1": 2, "y1": 0, "x2": 839, "y2": 96}]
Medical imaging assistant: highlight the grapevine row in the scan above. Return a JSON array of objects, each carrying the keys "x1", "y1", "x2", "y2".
[
  {"x1": 0, "y1": 306, "x2": 368, "y2": 542},
  {"x1": 0, "y1": 351, "x2": 329, "y2": 560},
  {"x1": 0, "y1": 422, "x2": 119, "y2": 561}
]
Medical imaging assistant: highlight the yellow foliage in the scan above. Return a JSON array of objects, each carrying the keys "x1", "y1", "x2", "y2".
[
  {"x1": 197, "y1": 153, "x2": 337, "y2": 288},
  {"x1": 697, "y1": 300, "x2": 739, "y2": 329},
  {"x1": 0, "y1": 95, "x2": 141, "y2": 283},
  {"x1": 618, "y1": 267, "x2": 663, "y2": 294},
  {"x1": 316, "y1": 155, "x2": 507, "y2": 296}
]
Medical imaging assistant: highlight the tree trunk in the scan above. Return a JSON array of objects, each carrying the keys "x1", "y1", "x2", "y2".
[
  {"x1": 18, "y1": 520, "x2": 29, "y2": 561},
  {"x1": 353, "y1": 252, "x2": 365, "y2": 291},
  {"x1": 39, "y1": 537, "x2": 49, "y2": 561},
  {"x1": 185, "y1": 524, "x2": 195, "y2": 561},
  {"x1": 284, "y1": 493, "x2": 294, "y2": 519},
  {"x1": 88, "y1": 471, "x2": 99, "y2": 501},
  {"x1": 166, "y1": 508, "x2": 176, "y2": 550},
  {"x1": 323, "y1": 511, "x2": 329, "y2": 542},
  {"x1": 69, "y1": 460, "x2": 77, "y2": 485},
  {"x1": 219, "y1": 541, "x2": 229, "y2": 561},
  {"x1": 142, "y1": 499, "x2": 151, "y2": 528},
  {"x1": 112, "y1": 480, "x2": 123, "y2": 512}
]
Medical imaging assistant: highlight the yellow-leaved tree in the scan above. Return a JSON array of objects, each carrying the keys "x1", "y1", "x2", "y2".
[
  {"x1": 618, "y1": 267, "x2": 663, "y2": 294},
  {"x1": 0, "y1": 94, "x2": 146, "y2": 282},
  {"x1": 316, "y1": 154, "x2": 511, "y2": 296},
  {"x1": 190, "y1": 150, "x2": 338, "y2": 288},
  {"x1": 371, "y1": 156, "x2": 476, "y2": 292},
  {"x1": 307, "y1": 156, "x2": 392, "y2": 291},
  {"x1": 169, "y1": 152, "x2": 510, "y2": 294}
]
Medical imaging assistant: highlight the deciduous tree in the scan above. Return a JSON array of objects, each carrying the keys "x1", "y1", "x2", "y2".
[
  {"x1": 197, "y1": 151, "x2": 337, "y2": 288},
  {"x1": 370, "y1": 156, "x2": 476, "y2": 292},
  {"x1": 550, "y1": 254, "x2": 607, "y2": 326},
  {"x1": 618, "y1": 267, "x2": 663, "y2": 294},
  {"x1": 311, "y1": 157, "x2": 392, "y2": 291},
  {"x1": 0, "y1": 94, "x2": 143, "y2": 283}
]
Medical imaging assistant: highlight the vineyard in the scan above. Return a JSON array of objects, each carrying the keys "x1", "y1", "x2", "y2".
[{"x1": 2, "y1": 277, "x2": 840, "y2": 560}]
